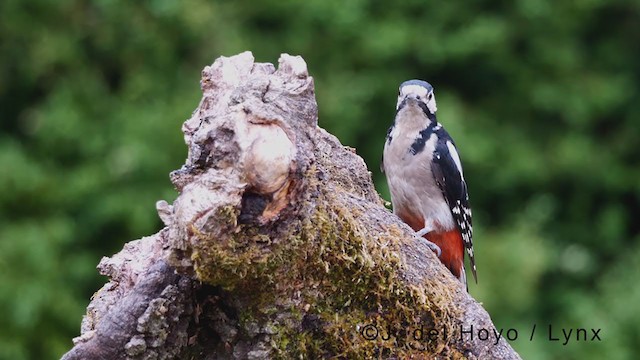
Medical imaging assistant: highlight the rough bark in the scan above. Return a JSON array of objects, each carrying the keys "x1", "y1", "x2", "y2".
[{"x1": 62, "y1": 52, "x2": 521, "y2": 360}]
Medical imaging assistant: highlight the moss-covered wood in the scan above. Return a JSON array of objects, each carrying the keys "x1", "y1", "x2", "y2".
[{"x1": 62, "y1": 52, "x2": 520, "y2": 360}]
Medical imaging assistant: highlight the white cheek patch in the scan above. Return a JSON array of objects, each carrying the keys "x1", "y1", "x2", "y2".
[
  {"x1": 427, "y1": 94, "x2": 437, "y2": 114},
  {"x1": 446, "y1": 140, "x2": 464, "y2": 180}
]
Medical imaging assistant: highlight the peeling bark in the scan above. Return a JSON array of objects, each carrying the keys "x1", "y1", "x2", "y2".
[{"x1": 62, "y1": 52, "x2": 521, "y2": 360}]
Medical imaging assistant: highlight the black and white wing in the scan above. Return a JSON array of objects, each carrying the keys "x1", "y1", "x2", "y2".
[{"x1": 430, "y1": 134, "x2": 477, "y2": 283}]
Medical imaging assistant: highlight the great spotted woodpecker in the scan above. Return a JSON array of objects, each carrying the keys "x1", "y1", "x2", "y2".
[{"x1": 381, "y1": 80, "x2": 476, "y2": 289}]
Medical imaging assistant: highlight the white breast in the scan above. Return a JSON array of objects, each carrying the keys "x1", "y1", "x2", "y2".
[{"x1": 383, "y1": 109, "x2": 455, "y2": 231}]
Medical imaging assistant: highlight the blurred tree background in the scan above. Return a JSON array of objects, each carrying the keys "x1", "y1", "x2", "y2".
[{"x1": 1, "y1": 0, "x2": 639, "y2": 359}]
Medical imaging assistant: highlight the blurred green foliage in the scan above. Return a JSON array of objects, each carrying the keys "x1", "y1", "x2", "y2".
[{"x1": 1, "y1": 0, "x2": 639, "y2": 359}]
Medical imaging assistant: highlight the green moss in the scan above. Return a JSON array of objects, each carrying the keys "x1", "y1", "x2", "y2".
[
  {"x1": 188, "y1": 204, "x2": 271, "y2": 291},
  {"x1": 270, "y1": 197, "x2": 461, "y2": 358},
  {"x1": 186, "y1": 176, "x2": 463, "y2": 357}
]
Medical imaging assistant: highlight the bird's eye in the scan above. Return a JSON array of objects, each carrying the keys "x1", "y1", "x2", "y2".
[
  {"x1": 428, "y1": 93, "x2": 433, "y2": 100},
  {"x1": 398, "y1": 89, "x2": 402, "y2": 96},
  {"x1": 416, "y1": 95, "x2": 421, "y2": 100}
]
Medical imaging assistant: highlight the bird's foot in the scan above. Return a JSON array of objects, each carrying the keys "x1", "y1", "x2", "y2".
[
  {"x1": 414, "y1": 231, "x2": 441, "y2": 258},
  {"x1": 424, "y1": 239, "x2": 442, "y2": 258},
  {"x1": 415, "y1": 227, "x2": 430, "y2": 237}
]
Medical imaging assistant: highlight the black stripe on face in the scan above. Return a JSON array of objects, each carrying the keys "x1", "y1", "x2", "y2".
[
  {"x1": 417, "y1": 101, "x2": 434, "y2": 116},
  {"x1": 396, "y1": 98, "x2": 408, "y2": 112}
]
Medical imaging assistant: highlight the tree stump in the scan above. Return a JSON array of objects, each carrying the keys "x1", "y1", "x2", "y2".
[{"x1": 62, "y1": 52, "x2": 521, "y2": 360}]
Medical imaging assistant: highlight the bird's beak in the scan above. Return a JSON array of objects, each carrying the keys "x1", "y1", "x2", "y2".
[
  {"x1": 397, "y1": 94, "x2": 421, "y2": 111},
  {"x1": 404, "y1": 94, "x2": 421, "y2": 103}
]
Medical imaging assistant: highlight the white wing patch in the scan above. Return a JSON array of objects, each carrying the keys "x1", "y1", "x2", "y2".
[{"x1": 446, "y1": 140, "x2": 464, "y2": 181}]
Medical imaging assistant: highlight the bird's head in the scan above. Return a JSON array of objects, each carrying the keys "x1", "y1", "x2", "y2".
[{"x1": 396, "y1": 79, "x2": 437, "y2": 115}]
